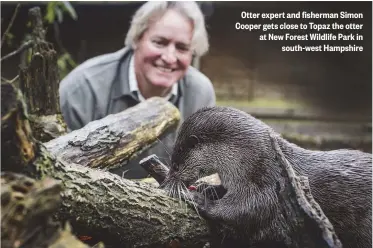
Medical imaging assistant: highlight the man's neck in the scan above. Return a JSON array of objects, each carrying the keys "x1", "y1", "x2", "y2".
[{"x1": 138, "y1": 82, "x2": 171, "y2": 99}]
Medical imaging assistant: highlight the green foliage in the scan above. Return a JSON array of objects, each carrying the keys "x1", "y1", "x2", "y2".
[
  {"x1": 4, "y1": 33, "x2": 14, "y2": 46},
  {"x1": 45, "y1": 1, "x2": 77, "y2": 24},
  {"x1": 3, "y1": 2, "x2": 78, "y2": 80},
  {"x1": 43, "y1": 1, "x2": 78, "y2": 80},
  {"x1": 57, "y1": 52, "x2": 77, "y2": 79}
]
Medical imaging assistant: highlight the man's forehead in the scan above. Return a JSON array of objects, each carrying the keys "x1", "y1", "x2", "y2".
[{"x1": 146, "y1": 10, "x2": 193, "y2": 42}]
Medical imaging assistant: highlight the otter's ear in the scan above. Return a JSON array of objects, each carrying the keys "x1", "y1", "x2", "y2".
[{"x1": 188, "y1": 135, "x2": 199, "y2": 148}]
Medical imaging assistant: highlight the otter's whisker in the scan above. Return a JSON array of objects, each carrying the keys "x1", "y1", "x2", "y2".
[
  {"x1": 181, "y1": 189, "x2": 199, "y2": 216},
  {"x1": 159, "y1": 178, "x2": 169, "y2": 189},
  {"x1": 209, "y1": 185, "x2": 220, "y2": 201},
  {"x1": 156, "y1": 137, "x2": 171, "y2": 164},
  {"x1": 173, "y1": 182, "x2": 178, "y2": 199},
  {"x1": 221, "y1": 232, "x2": 227, "y2": 245},
  {"x1": 181, "y1": 182, "x2": 200, "y2": 217},
  {"x1": 203, "y1": 186, "x2": 207, "y2": 207},
  {"x1": 196, "y1": 174, "x2": 210, "y2": 202},
  {"x1": 163, "y1": 181, "x2": 171, "y2": 197},
  {"x1": 197, "y1": 174, "x2": 209, "y2": 205},
  {"x1": 180, "y1": 186, "x2": 189, "y2": 213},
  {"x1": 177, "y1": 183, "x2": 183, "y2": 207},
  {"x1": 168, "y1": 181, "x2": 176, "y2": 198}
]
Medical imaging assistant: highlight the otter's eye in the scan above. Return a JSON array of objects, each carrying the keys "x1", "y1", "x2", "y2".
[{"x1": 187, "y1": 135, "x2": 199, "y2": 149}]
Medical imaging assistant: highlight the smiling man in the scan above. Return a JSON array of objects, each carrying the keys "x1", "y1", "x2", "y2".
[{"x1": 59, "y1": 1, "x2": 216, "y2": 179}]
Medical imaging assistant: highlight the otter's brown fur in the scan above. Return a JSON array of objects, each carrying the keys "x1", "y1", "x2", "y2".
[{"x1": 162, "y1": 106, "x2": 372, "y2": 248}]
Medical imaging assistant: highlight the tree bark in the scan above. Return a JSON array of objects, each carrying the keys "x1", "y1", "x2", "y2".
[
  {"x1": 28, "y1": 114, "x2": 67, "y2": 142},
  {"x1": 49, "y1": 155, "x2": 210, "y2": 248},
  {"x1": 1, "y1": 82, "x2": 210, "y2": 248},
  {"x1": 44, "y1": 97, "x2": 180, "y2": 170},
  {"x1": 1, "y1": 82, "x2": 37, "y2": 173},
  {"x1": 1, "y1": 171, "x2": 101, "y2": 248},
  {"x1": 19, "y1": 7, "x2": 59, "y2": 116}
]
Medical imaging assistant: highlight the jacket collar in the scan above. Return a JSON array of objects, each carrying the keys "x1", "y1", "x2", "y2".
[{"x1": 111, "y1": 47, "x2": 133, "y2": 99}]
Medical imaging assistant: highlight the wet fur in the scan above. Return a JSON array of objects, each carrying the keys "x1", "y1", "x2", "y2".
[{"x1": 162, "y1": 106, "x2": 372, "y2": 248}]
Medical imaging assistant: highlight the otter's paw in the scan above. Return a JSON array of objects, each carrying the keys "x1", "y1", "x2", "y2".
[
  {"x1": 185, "y1": 191, "x2": 214, "y2": 217},
  {"x1": 197, "y1": 184, "x2": 227, "y2": 200},
  {"x1": 185, "y1": 191, "x2": 205, "y2": 206}
]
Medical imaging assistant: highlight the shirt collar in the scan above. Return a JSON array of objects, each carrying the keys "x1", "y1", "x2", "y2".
[{"x1": 129, "y1": 55, "x2": 178, "y2": 102}]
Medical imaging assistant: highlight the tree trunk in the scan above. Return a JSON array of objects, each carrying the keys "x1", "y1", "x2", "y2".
[
  {"x1": 44, "y1": 97, "x2": 180, "y2": 170},
  {"x1": 18, "y1": 7, "x2": 59, "y2": 116},
  {"x1": 17, "y1": 7, "x2": 67, "y2": 142}
]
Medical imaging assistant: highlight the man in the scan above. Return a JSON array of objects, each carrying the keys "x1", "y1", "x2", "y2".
[{"x1": 59, "y1": 1, "x2": 216, "y2": 178}]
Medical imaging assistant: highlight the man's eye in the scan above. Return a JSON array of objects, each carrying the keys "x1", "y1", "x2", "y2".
[
  {"x1": 177, "y1": 44, "x2": 190, "y2": 52},
  {"x1": 153, "y1": 39, "x2": 167, "y2": 46}
]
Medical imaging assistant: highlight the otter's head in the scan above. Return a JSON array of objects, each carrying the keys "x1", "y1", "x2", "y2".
[{"x1": 163, "y1": 106, "x2": 277, "y2": 191}]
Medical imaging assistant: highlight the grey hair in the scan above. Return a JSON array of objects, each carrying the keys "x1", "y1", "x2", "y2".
[{"x1": 125, "y1": 1, "x2": 209, "y2": 57}]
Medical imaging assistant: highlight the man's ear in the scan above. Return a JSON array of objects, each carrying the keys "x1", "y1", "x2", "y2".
[
  {"x1": 133, "y1": 32, "x2": 145, "y2": 50},
  {"x1": 132, "y1": 41, "x2": 138, "y2": 50}
]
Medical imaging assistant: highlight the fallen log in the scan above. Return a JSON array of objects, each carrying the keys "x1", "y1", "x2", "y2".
[
  {"x1": 29, "y1": 114, "x2": 67, "y2": 142},
  {"x1": 1, "y1": 82, "x2": 210, "y2": 248},
  {"x1": 44, "y1": 96, "x2": 180, "y2": 170},
  {"x1": 50, "y1": 157, "x2": 210, "y2": 248}
]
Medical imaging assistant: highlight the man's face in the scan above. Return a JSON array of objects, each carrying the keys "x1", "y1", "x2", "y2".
[{"x1": 134, "y1": 9, "x2": 194, "y2": 90}]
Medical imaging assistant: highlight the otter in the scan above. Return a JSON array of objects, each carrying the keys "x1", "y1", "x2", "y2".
[{"x1": 161, "y1": 106, "x2": 372, "y2": 248}]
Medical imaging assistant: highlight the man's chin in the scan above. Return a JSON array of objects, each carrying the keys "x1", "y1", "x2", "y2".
[{"x1": 149, "y1": 80, "x2": 176, "y2": 89}]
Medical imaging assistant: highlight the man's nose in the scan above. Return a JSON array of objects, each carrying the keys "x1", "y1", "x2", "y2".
[{"x1": 161, "y1": 46, "x2": 177, "y2": 64}]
